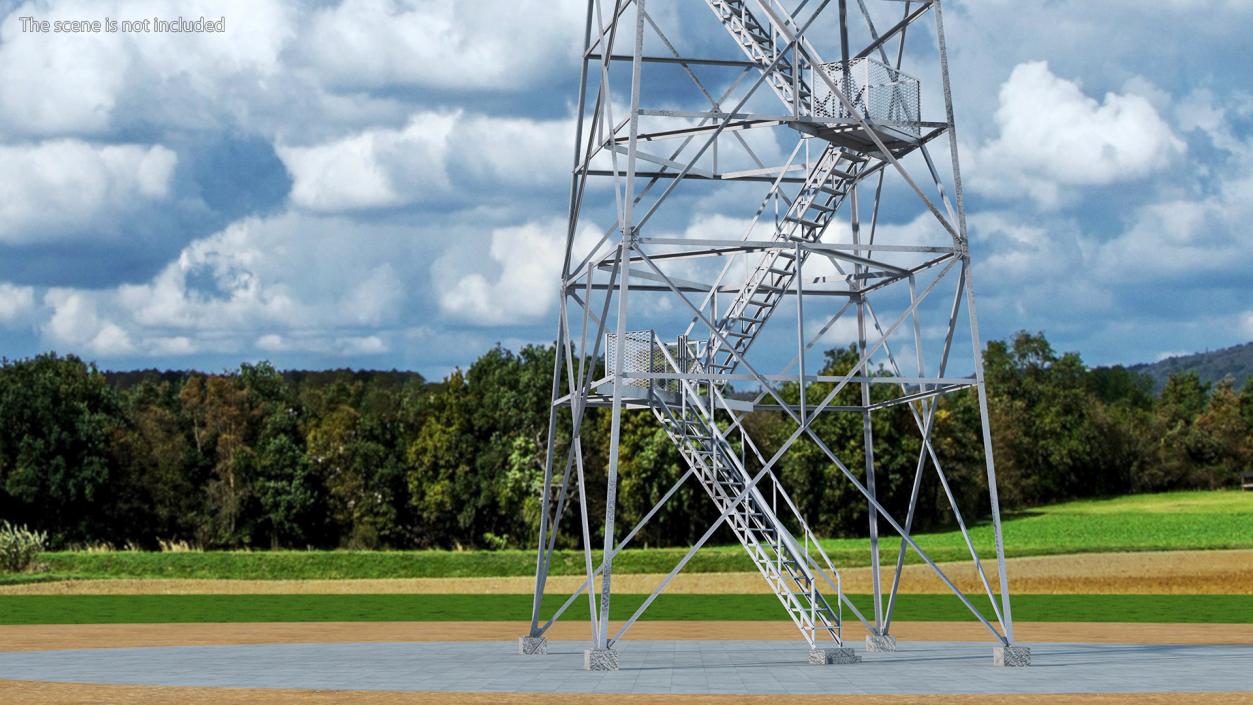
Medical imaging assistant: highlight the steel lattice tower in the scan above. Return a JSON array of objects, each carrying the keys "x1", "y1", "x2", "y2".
[{"x1": 521, "y1": 0, "x2": 1030, "y2": 670}]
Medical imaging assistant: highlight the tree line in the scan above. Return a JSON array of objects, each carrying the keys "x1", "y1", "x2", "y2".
[{"x1": 0, "y1": 332, "x2": 1248, "y2": 550}]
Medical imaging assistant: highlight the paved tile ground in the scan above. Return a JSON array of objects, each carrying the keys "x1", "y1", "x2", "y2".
[{"x1": 0, "y1": 640, "x2": 1246, "y2": 695}]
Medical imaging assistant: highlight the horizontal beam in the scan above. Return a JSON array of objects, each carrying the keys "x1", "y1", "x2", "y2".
[
  {"x1": 638, "y1": 109, "x2": 947, "y2": 132},
  {"x1": 575, "y1": 283, "x2": 856, "y2": 296},
  {"x1": 634, "y1": 109, "x2": 908, "y2": 127},
  {"x1": 640, "y1": 237, "x2": 956, "y2": 254},
  {"x1": 865, "y1": 383, "x2": 977, "y2": 411},
  {"x1": 587, "y1": 53, "x2": 757, "y2": 68},
  {"x1": 610, "y1": 119, "x2": 784, "y2": 144},
  {"x1": 583, "y1": 169, "x2": 809, "y2": 184},
  {"x1": 606, "y1": 143, "x2": 714, "y2": 178},
  {"x1": 621, "y1": 372, "x2": 976, "y2": 385}
]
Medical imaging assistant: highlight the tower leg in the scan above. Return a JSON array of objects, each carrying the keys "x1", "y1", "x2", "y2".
[{"x1": 523, "y1": 314, "x2": 567, "y2": 647}]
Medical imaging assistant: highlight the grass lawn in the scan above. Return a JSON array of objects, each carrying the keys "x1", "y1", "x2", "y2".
[
  {"x1": 21, "y1": 490, "x2": 1253, "y2": 581},
  {"x1": 1, "y1": 593, "x2": 1250, "y2": 626}
]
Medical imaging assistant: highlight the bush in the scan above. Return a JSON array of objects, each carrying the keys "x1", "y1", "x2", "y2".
[{"x1": 0, "y1": 521, "x2": 47, "y2": 572}]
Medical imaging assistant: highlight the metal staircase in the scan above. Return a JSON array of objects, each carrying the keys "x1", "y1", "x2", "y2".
[
  {"x1": 598, "y1": 0, "x2": 866, "y2": 649},
  {"x1": 705, "y1": 145, "x2": 866, "y2": 374},
  {"x1": 702, "y1": 0, "x2": 877, "y2": 378},
  {"x1": 646, "y1": 343, "x2": 845, "y2": 647},
  {"x1": 706, "y1": 0, "x2": 815, "y2": 111}
]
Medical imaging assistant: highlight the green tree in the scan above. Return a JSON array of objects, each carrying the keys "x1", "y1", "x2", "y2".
[
  {"x1": 233, "y1": 363, "x2": 323, "y2": 548},
  {"x1": 982, "y1": 331, "x2": 1134, "y2": 506},
  {"x1": 1189, "y1": 380, "x2": 1250, "y2": 487},
  {"x1": 615, "y1": 409, "x2": 710, "y2": 547},
  {"x1": 1240, "y1": 377, "x2": 1253, "y2": 432},
  {"x1": 307, "y1": 399, "x2": 410, "y2": 548},
  {"x1": 179, "y1": 371, "x2": 260, "y2": 546},
  {"x1": 1141, "y1": 372, "x2": 1218, "y2": 491},
  {"x1": 0, "y1": 354, "x2": 121, "y2": 545},
  {"x1": 406, "y1": 369, "x2": 477, "y2": 547},
  {"x1": 110, "y1": 378, "x2": 203, "y2": 546}
]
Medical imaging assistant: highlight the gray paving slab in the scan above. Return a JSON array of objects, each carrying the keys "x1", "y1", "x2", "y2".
[{"x1": 0, "y1": 640, "x2": 1248, "y2": 695}]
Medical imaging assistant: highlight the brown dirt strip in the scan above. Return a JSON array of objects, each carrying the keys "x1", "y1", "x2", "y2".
[
  {"x1": 2, "y1": 620, "x2": 1251, "y2": 653},
  {"x1": 6, "y1": 550, "x2": 1250, "y2": 595},
  {"x1": 0, "y1": 682, "x2": 1249, "y2": 705}
]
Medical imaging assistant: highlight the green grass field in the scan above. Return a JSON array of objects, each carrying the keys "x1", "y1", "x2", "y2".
[
  {"x1": 20, "y1": 491, "x2": 1251, "y2": 582},
  {"x1": 1, "y1": 593, "x2": 1249, "y2": 626}
]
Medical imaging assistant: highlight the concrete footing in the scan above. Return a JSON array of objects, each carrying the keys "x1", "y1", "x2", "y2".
[
  {"x1": 808, "y1": 647, "x2": 861, "y2": 665},
  {"x1": 517, "y1": 636, "x2": 548, "y2": 656},
  {"x1": 993, "y1": 645, "x2": 1032, "y2": 667},
  {"x1": 865, "y1": 634, "x2": 898, "y2": 652},
  {"x1": 584, "y1": 648, "x2": 619, "y2": 671}
]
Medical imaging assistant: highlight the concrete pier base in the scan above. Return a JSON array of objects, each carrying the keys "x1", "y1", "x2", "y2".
[
  {"x1": 808, "y1": 647, "x2": 861, "y2": 665},
  {"x1": 584, "y1": 648, "x2": 619, "y2": 671},
  {"x1": 993, "y1": 645, "x2": 1032, "y2": 667},
  {"x1": 517, "y1": 636, "x2": 548, "y2": 655},
  {"x1": 865, "y1": 634, "x2": 898, "y2": 652}
]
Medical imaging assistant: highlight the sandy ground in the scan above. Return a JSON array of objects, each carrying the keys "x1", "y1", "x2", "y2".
[
  {"x1": 1, "y1": 682, "x2": 1250, "y2": 705},
  {"x1": 6, "y1": 549, "x2": 1251, "y2": 596},
  {"x1": 2, "y1": 620, "x2": 1251, "y2": 653}
]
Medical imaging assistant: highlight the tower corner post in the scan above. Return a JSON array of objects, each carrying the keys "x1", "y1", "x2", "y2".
[{"x1": 591, "y1": 0, "x2": 647, "y2": 666}]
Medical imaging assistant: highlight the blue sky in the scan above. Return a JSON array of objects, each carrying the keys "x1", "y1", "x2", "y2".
[{"x1": 0, "y1": 0, "x2": 1249, "y2": 377}]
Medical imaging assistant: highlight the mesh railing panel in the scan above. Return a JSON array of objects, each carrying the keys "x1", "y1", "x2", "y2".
[
  {"x1": 813, "y1": 57, "x2": 920, "y2": 137},
  {"x1": 605, "y1": 331, "x2": 692, "y2": 393}
]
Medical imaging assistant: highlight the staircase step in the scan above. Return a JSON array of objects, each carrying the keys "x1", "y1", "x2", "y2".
[{"x1": 785, "y1": 215, "x2": 823, "y2": 229}]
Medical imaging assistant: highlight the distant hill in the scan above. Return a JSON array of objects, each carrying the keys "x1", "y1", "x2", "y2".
[{"x1": 1127, "y1": 341, "x2": 1253, "y2": 392}]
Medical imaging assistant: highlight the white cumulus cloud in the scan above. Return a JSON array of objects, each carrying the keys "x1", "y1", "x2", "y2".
[
  {"x1": 969, "y1": 61, "x2": 1185, "y2": 208},
  {"x1": 276, "y1": 111, "x2": 571, "y2": 212},
  {"x1": 0, "y1": 140, "x2": 177, "y2": 243},
  {"x1": 33, "y1": 211, "x2": 435, "y2": 358},
  {"x1": 0, "y1": 283, "x2": 37, "y2": 325},
  {"x1": 300, "y1": 0, "x2": 585, "y2": 91},
  {"x1": 1093, "y1": 173, "x2": 1253, "y2": 283},
  {"x1": 433, "y1": 218, "x2": 599, "y2": 326},
  {"x1": 0, "y1": 0, "x2": 296, "y2": 136},
  {"x1": 42, "y1": 290, "x2": 136, "y2": 356}
]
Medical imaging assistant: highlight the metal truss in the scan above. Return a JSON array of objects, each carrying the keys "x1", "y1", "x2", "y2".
[{"x1": 523, "y1": 0, "x2": 1020, "y2": 668}]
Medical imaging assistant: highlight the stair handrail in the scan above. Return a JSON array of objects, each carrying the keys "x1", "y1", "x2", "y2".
[
  {"x1": 705, "y1": 147, "x2": 851, "y2": 372},
  {"x1": 652, "y1": 341, "x2": 822, "y2": 587},
  {"x1": 705, "y1": 0, "x2": 814, "y2": 111},
  {"x1": 680, "y1": 140, "x2": 808, "y2": 342},
  {"x1": 649, "y1": 399, "x2": 837, "y2": 644},
  {"x1": 694, "y1": 374, "x2": 846, "y2": 639}
]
